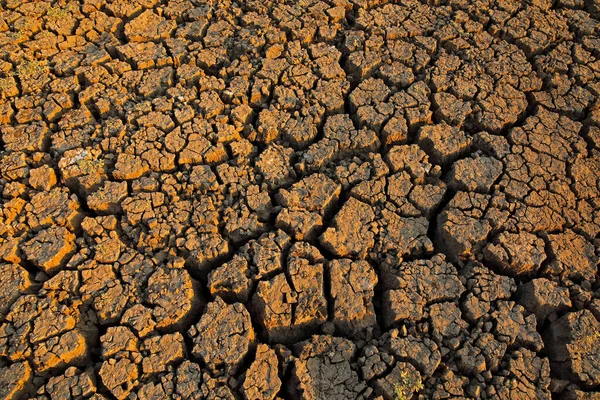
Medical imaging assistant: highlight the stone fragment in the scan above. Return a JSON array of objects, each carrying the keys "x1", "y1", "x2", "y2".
[
  {"x1": 517, "y1": 278, "x2": 572, "y2": 323},
  {"x1": 329, "y1": 259, "x2": 377, "y2": 337},
  {"x1": 241, "y1": 344, "x2": 281, "y2": 400},
  {"x1": 545, "y1": 310, "x2": 600, "y2": 387},
  {"x1": 547, "y1": 231, "x2": 598, "y2": 281},
  {"x1": 290, "y1": 335, "x2": 367, "y2": 399},
  {"x1": 22, "y1": 226, "x2": 76, "y2": 274},
  {"x1": 188, "y1": 298, "x2": 254, "y2": 374},
  {"x1": 124, "y1": 10, "x2": 176, "y2": 42},
  {"x1": 0, "y1": 264, "x2": 32, "y2": 318},
  {"x1": 0, "y1": 361, "x2": 32, "y2": 400},
  {"x1": 417, "y1": 123, "x2": 472, "y2": 165},
  {"x1": 145, "y1": 266, "x2": 201, "y2": 330},
  {"x1": 141, "y1": 333, "x2": 185, "y2": 376},
  {"x1": 483, "y1": 231, "x2": 547, "y2": 277},
  {"x1": 319, "y1": 197, "x2": 376, "y2": 259},
  {"x1": 381, "y1": 255, "x2": 465, "y2": 326},
  {"x1": 448, "y1": 156, "x2": 503, "y2": 193},
  {"x1": 28, "y1": 165, "x2": 57, "y2": 191},
  {"x1": 87, "y1": 181, "x2": 128, "y2": 214},
  {"x1": 99, "y1": 358, "x2": 139, "y2": 400}
]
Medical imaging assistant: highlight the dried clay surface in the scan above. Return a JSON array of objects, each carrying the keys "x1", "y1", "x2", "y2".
[{"x1": 0, "y1": 0, "x2": 600, "y2": 399}]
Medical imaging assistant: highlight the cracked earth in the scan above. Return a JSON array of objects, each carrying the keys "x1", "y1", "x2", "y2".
[{"x1": 0, "y1": 0, "x2": 600, "y2": 399}]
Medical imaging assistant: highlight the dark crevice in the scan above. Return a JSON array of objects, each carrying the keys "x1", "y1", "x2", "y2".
[{"x1": 427, "y1": 188, "x2": 456, "y2": 255}]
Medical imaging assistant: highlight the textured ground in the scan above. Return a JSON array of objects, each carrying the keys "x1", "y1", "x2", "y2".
[{"x1": 0, "y1": 0, "x2": 600, "y2": 399}]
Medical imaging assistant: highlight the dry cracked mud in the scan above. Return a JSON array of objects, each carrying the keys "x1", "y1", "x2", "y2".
[{"x1": 0, "y1": 0, "x2": 600, "y2": 399}]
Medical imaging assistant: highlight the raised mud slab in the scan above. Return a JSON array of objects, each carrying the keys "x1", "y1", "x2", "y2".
[{"x1": 0, "y1": 0, "x2": 599, "y2": 399}]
